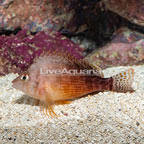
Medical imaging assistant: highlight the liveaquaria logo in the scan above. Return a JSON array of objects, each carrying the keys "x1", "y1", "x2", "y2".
[{"x1": 40, "y1": 68, "x2": 98, "y2": 76}]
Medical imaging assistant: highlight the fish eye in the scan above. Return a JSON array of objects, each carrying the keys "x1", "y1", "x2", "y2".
[{"x1": 21, "y1": 74, "x2": 29, "y2": 81}]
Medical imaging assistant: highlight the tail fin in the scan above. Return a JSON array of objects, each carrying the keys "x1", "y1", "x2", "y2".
[{"x1": 112, "y1": 68, "x2": 135, "y2": 92}]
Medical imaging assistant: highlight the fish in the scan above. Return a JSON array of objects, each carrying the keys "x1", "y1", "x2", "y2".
[{"x1": 12, "y1": 50, "x2": 135, "y2": 116}]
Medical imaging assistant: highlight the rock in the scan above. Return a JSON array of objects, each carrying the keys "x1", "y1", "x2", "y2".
[
  {"x1": 0, "y1": 0, "x2": 76, "y2": 32},
  {"x1": 102, "y1": 0, "x2": 144, "y2": 27},
  {"x1": 0, "y1": 29, "x2": 83, "y2": 76},
  {"x1": 86, "y1": 27, "x2": 144, "y2": 69}
]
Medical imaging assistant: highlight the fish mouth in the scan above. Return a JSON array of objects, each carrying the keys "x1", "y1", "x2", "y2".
[
  {"x1": 12, "y1": 78, "x2": 19, "y2": 89},
  {"x1": 12, "y1": 81, "x2": 16, "y2": 89}
]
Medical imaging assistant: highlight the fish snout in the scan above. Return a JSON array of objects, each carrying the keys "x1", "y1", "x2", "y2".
[
  {"x1": 12, "y1": 78, "x2": 17, "y2": 89},
  {"x1": 12, "y1": 77, "x2": 21, "y2": 89}
]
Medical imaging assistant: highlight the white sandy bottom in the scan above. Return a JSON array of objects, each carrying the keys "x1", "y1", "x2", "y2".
[{"x1": 0, "y1": 65, "x2": 144, "y2": 143}]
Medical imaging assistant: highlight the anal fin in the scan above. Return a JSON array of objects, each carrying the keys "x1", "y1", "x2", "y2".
[{"x1": 55, "y1": 100, "x2": 71, "y2": 105}]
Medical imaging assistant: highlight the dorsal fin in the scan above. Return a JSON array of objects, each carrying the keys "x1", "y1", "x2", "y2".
[{"x1": 34, "y1": 49, "x2": 104, "y2": 78}]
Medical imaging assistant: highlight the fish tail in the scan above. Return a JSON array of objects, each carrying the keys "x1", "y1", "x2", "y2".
[{"x1": 112, "y1": 68, "x2": 135, "y2": 92}]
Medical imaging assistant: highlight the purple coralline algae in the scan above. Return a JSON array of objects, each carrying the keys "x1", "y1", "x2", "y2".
[{"x1": 0, "y1": 29, "x2": 83, "y2": 75}]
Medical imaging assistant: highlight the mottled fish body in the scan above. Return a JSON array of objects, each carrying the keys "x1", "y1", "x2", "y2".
[{"x1": 12, "y1": 50, "x2": 134, "y2": 116}]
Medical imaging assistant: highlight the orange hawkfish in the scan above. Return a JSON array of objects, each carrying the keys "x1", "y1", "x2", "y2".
[{"x1": 12, "y1": 50, "x2": 135, "y2": 116}]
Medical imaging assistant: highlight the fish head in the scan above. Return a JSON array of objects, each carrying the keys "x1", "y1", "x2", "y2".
[{"x1": 12, "y1": 72, "x2": 34, "y2": 96}]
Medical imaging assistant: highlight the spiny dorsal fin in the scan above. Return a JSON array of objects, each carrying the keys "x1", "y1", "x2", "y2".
[{"x1": 35, "y1": 49, "x2": 104, "y2": 77}]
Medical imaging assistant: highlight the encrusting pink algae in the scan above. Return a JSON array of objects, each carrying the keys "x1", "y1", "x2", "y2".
[{"x1": 0, "y1": 29, "x2": 83, "y2": 75}]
